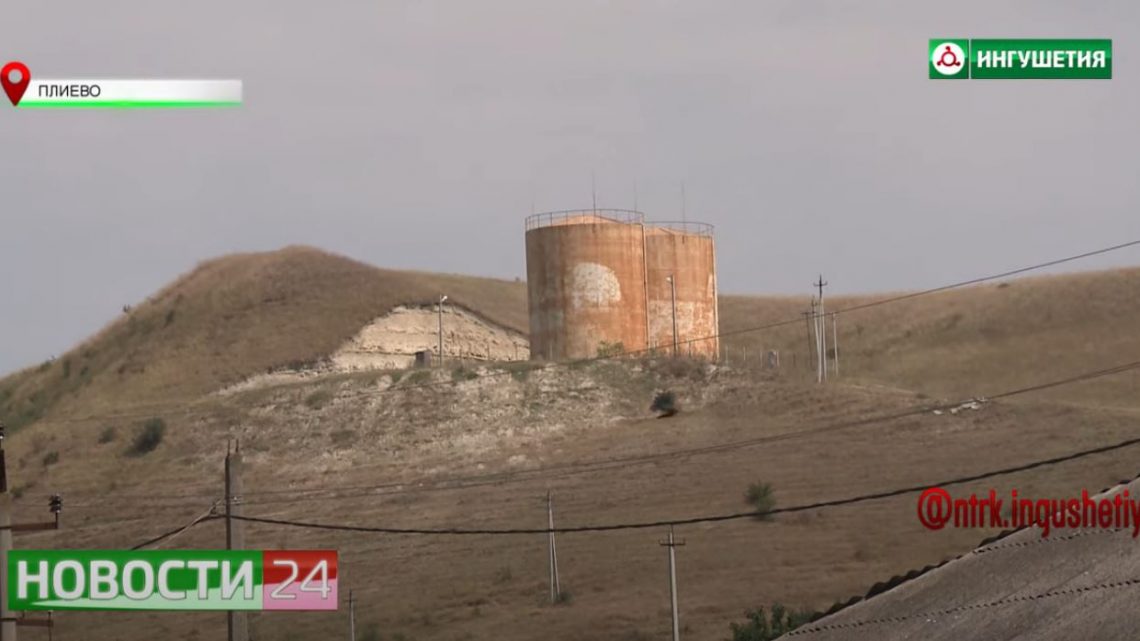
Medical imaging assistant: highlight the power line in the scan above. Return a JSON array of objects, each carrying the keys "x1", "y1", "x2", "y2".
[
  {"x1": 130, "y1": 504, "x2": 219, "y2": 550},
  {"x1": 222, "y1": 431, "x2": 1140, "y2": 536},
  {"x1": 22, "y1": 237, "x2": 1140, "y2": 428}
]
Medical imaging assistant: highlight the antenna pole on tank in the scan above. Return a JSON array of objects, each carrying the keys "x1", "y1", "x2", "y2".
[
  {"x1": 592, "y1": 170, "x2": 598, "y2": 214},
  {"x1": 681, "y1": 182, "x2": 687, "y2": 225}
]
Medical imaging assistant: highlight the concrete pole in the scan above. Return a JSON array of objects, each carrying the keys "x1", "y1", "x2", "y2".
[
  {"x1": 660, "y1": 526, "x2": 685, "y2": 641},
  {"x1": 0, "y1": 497, "x2": 14, "y2": 641},
  {"x1": 832, "y1": 313, "x2": 840, "y2": 377},
  {"x1": 547, "y1": 492, "x2": 561, "y2": 603},
  {"x1": 810, "y1": 299, "x2": 821, "y2": 383},
  {"x1": 348, "y1": 590, "x2": 356, "y2": 641},
  {"x1": 225, "y1": 446, "x2": 249, "y2": 641},
  {"x1": 0, "y1": 426, "x2": 15, "y2": 641}
]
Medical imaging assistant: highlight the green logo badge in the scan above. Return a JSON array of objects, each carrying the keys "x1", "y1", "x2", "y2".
[{"x1": 929, "y1": 39, "x2": 970, "y2": 79}]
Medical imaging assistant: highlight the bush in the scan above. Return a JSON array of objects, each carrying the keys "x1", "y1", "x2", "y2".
[
  {"x1": 305, "y1": 390, "x2": 333, "y2": 410},
  {"x1": 596, "y1": 340, "x2": 626, "y2": 358},
  {"x1": 745, "y1": 482, "x2": 776, "y2": 520},
  {"x1": 358, "y1": 623, "x2": 381, "y2": 641},
  {"x1": 651, "y1": 391, "x2": 678, "y2": 417},
  {"x1": 553, "y1": 589, "x2": 573, "y2": 606},
  {"x1": 98, "y1": 426, "x2": 117, "y2": 444},
  {"x1": 451, "y1": 366, "x2": 479, "y2": 382},
  {"x1": 41, "y1": 451, "x2": 59, "y2": 467},
  {"x1": 729, "y1": 604, "x2": 818, "y2": 641},
  {"x1": 128, "y1": 418, "x2": 166, "y2": 456}
]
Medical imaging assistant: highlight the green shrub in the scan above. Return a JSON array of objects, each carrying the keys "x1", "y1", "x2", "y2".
[
  {"x1": 98, "y1": 426, "x2": 117, "y2": 444},
  {"x1": 305, "y1": 390, "x2": 333, "y2": 410},
  {"x1": 128, "y1": 418, "x2": 166, "y2": 456},
  {"x1": 651, "y1": 391, "x2": 678, "y2": 417},
  {"x1": 41, "y1": 451, "x2": 59, "y2": 467},
  {"x1": 596, "y1": 340, "x2": 626, "y2": 358},
  {"x1": 451, "y1": 366, "x2": 479, "y2": 382},
  {"x1": 553, "y1": 589, "x2": 573, "y2": 606},
  {"x1": 745, "y1": 482, "x2": 777, "y2": 520},
  {"x1": 404, "y1": 369, "x2": 432, "y2": 386},
  {"x1": 358, "y1": 623, "x2": 381, "y2": 641},
  {"x1": 729, "y1": 604, "x2": 818, "y2": 640}
]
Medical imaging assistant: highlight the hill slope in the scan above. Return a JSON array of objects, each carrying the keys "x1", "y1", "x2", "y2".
[{"x1": 0, "y1": 246, "x2": 528, "y2": 428}]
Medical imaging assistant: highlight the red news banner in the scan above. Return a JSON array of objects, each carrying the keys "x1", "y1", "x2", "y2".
[{"x1": 918, "y1": 488, "x2": 1140, "y2": 537}]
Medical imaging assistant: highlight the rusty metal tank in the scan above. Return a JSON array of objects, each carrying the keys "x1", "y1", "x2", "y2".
[
  {"x1": 643, "y1": 222, "x2": 719, "y2": 359},
  {"x1": 525, "y1": 209, "x2": 649, "y2": 360}
]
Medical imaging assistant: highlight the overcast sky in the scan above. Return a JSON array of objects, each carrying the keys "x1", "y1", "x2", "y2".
[{"x1": 2, "y1": 1, "x2": 1138, "y2": 374}]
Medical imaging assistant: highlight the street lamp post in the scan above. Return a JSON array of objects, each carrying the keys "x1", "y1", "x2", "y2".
[
  {"x1": 666, "y1": 275, "x2": 678, "y2": 357},
  {"x1": 438, "y1": 294, "x2": 448, "y2": 367}
]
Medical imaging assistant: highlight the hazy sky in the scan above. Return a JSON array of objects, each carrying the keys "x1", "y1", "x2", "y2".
[{"x1": 2, "y1": 1, "x2": 1139, "y2": 374}]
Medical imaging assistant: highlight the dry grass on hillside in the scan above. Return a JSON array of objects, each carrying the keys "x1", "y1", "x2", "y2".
[
  {"x1": 9, "y1": 361, "x2": 1140, "y2": 641},
  {"x1": 0, "y1": 246, "x2": 528, "y2": 428},
  {"x1": 718, "y1": 266, "x2": 1140, "y2": 409}
]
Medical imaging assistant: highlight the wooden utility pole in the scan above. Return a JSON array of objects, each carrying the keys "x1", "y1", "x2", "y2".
[
  {"x1": 546, "y1": 492, "x2": 561, "y2": 603},
  {"x1": 225, "y1": 444, "x2": 249, "y2": 641}
]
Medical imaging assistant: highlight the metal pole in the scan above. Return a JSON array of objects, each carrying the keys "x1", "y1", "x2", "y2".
[
  {"x1": 547, "y1": 492, "x2": 561, "y2": 603},
  {"x1": 438, "y1": 294, "x2": 447, "y2": 368},
  {"x1": 659, "y1": 526, "x2": 685, "y2": 641},
  {"x1": 348, "y1": 589, "x2": 356, "y2": 641},
  {"x1": 668, "y1": 275, "x2": 678, "y2": 357}
]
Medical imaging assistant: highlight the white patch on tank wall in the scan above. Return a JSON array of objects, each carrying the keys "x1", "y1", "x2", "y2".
[{"x1": 569, "y1": 263, "x2": 622, "y2": 310}]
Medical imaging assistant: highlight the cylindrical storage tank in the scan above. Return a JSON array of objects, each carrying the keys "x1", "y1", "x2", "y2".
[
  {"x1": 525, "y1": 210, "x2": 649, "y2": 360},
  {"x1": 644, "y1": 222, "x2": 719, "y2": 359}
]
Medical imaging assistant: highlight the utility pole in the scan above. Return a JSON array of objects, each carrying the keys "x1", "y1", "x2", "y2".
[
  {"x1": 0, "y1": 421, "x2": 14, "y2": 641},
  {"x1": 546, "y1": 492, "x2": 561, "y2": 603},
  {"x1": 802, "y1": 310, "x2": 814, "y2": 373},
  {"x1": 814, "y1": 275, "x2": 828, "y2": 381},
  {"x1": 832, "y1": 313, "x2": 840, "y2": 377},
  {"x1": 666, "y1": 275, "x2": 678, "y2": 357},
  {"x1": 225, "y1": 443, "x2": 249, "y2": 641},
  {"x1": 659, "y1": 526, "x2": 685, "y2": 641},
  {"x1": 348, "y1": 589, "x2": 356, "y2": 641},
  {"x1": 809, "y1": 298, "x2": 821, "y2": 383},
  {"x1": 437, "y1": 294, "x2": 448, "y2": 368},
  {"x1": 0, "y1": 422, "x2": 59, "y2": 641}
]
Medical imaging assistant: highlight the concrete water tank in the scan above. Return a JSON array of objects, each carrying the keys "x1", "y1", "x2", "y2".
[
  {"x1": 525, "y1": 210, "x2": 649, "y2": 360},
  {"x1": 643, "y1": 222, "x2": 719, "y2": 358},
  {"x1": 525, "y1": 210, "x2": 719, "y2": 361}
]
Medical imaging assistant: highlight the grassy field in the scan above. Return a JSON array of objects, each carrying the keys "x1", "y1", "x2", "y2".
[{"x1": 1, "y1": 247, "x2": 1139, "y2": 640}]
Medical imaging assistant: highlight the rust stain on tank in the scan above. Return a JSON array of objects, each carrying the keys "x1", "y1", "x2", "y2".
[{"x1": 525, "y1": 210, "x2": 718, "y2": 361}]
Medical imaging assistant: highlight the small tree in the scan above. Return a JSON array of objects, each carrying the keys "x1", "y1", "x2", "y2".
[{"x1": 745, "y1": 482, "x2": 776, "y2": 521}]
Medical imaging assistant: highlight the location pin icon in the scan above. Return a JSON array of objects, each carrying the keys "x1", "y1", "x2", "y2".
[{"x1": 1, "y1": 61, "x2": 31, "y2": 106}]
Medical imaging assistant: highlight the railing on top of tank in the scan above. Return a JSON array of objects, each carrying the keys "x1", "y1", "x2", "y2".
[
  {"x1": 645, "y1": 221, "x2": 715, "y2": 237},
  {"x1": 525, "y1": 208, "x2": 645, "y2": 231}
]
